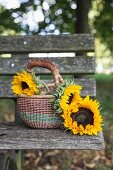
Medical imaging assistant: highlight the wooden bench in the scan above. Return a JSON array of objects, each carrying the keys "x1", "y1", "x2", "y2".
[{"x1": 0, "y1": 34, "x2": 104, "y2": 170}]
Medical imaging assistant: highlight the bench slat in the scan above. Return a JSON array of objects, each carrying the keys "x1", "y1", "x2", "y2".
[
  {"x1": 0, "y1": 78, "x2": 96, "y2": 98},
  {"x1": 0, "y1": 56, "x2": 95, "y2": 74},
  {"x1": 0, "y1": 122, "x2": 104, "y2": 150},
  {"x1": 0, "y1": 34, "x2": 94, "y2": 53}
]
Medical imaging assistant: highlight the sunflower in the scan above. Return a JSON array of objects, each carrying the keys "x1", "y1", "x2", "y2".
[
  {"x1": 60, "y1": 85, "x2": 82, "y2": 111},
  {"x1": 62, "y1": 96, "x2": 103, "y2": 135},
  {"x1": 12, "y1": 71, "x2": 38, "y2": 96}
]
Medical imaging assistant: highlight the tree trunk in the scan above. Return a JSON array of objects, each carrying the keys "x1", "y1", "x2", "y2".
[{"x1": 76, "y1": 0, "x2": 90, "y2": 33}]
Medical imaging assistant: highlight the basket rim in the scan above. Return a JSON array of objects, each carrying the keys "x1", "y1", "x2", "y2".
[{"x1": 18, "y1": 94, "x2": 54, "y2": 98}]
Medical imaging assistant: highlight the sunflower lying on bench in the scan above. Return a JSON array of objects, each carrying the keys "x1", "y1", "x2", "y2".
[{"x1": 53, "y1": 79, "x2": 103, "y2": 135}]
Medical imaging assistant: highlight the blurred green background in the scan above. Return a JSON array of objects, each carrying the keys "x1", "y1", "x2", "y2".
[{"x1": 0, "y1": 0, "x2": 113, "y2": 169}]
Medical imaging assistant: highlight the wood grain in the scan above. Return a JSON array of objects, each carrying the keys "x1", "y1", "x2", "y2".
[
  {"x1": 0, "y1": 56, "x2": 95, "y2": 75},
  {"x1": 0, "y1": 122, "x2": 105, "y2": 150},
  {"x1": 0, "y1": 34, "x2": 94, "y2": 53},
  {"x1": 0, "y1": 78, "x2": 96, "y2": 98}
]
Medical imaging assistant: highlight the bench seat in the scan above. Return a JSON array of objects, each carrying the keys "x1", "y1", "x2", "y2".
[{"x1": 0, "y1": 122, "x2": 105, "y2": 150}]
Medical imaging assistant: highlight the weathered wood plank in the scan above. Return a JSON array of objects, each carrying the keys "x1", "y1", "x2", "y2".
[
  {"x1": 0, "y1": 56, "x2": 95, "y2": 74},
  {"x1": 0, "y1": 34, "x2": 94, "y2": 53},
  {"x1": 0, "y1": 122, "x2": 104, "y2": 150},
  {"x1": 0, "y1": 78, "x2": 96, "y2": 98}
]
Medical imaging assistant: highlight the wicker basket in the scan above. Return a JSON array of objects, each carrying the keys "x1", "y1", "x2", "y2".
[{"x1": 17, "y1": 59, "x2": 64, "y2": 128}]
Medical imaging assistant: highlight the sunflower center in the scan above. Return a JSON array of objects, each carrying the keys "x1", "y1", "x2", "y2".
[
  {"x1": 21, "y1": 81, "x2": 29, "y2": 90},
  {"x1": 71, "y1": 107, "x2": 94, "y2": 127},
  {"x1": 68, "y1": 93, "x2": 73, "y2": 104}
]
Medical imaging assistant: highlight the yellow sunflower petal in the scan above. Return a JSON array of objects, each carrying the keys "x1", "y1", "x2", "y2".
[
  {"x1": 12, "y1": 71, "x2": 38, "y2": 96},
  {"x1": 62, "y1": 95, "x2": 103, "y2": 135},
  {"x1": 60, "y1": 84, "x2": 82, "y2": 111}
]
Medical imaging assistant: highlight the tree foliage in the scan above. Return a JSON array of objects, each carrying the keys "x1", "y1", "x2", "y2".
[
  {"x1": 0, "y1": 0, "x2": 76, "y2": 35},
  {"x1": 0, "y1": 0, "x2": 113, "y2": 54},
  {"x1": 90, "y1": 0, "x2": 113, "y2": 55},
  {"x1": 0, "y1": 6, "x2": 21, "y2": 34}
]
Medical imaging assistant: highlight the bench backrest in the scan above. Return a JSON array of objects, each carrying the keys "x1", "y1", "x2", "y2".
[{"x1": 0, "y1": 34, "x2": 95, "y2": 124}]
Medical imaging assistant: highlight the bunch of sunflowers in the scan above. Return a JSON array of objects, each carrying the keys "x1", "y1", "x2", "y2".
[
  {"x1": 12, "y1": 71, "x2": 103, "y2": 136},
  {"x1": 53, "y1": 79, "x2": 103, "y2": 136}
]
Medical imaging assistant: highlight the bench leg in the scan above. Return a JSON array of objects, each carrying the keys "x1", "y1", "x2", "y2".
[{"x1": 0, "y1": 150, "x2": 23, "y2": 170}]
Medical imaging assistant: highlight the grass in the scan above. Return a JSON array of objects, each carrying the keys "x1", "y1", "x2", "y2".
[
  {"x1": 95, "y1": 74, "x2": 113, "y2": 125},
  {"x1": 95, "y1": 73, "x2": 113, "y2": 82},
  {"x1": 0, "y1": 99, "x2": 15, "y2": 122}
]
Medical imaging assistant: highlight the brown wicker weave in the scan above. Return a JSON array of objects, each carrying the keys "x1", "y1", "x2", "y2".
[{"x1": 17, "y1": 59, "x2": 64, "y2": 128}]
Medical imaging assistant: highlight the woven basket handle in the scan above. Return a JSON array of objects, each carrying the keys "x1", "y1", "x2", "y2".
[{"x1": 26, "y1": 59, "x2": 64, "y2": 85}]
